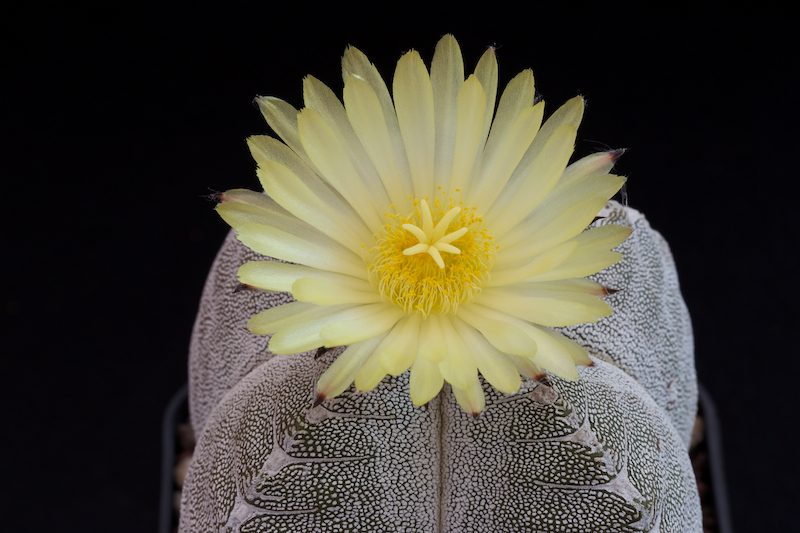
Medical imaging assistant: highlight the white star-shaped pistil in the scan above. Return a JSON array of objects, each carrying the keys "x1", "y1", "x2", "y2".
[{"x1": 402, "y1": 199, "x2": 468, "y2": 269}]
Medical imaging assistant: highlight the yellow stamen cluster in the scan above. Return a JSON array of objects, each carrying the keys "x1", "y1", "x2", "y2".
[{"x1": 365, "y1": 189, "x2": 496, "y2": 316}]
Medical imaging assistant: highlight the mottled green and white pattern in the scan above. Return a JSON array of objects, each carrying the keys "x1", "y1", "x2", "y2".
[{"x1": 182, "y1": 201, "x2": 701, "y2": 532}]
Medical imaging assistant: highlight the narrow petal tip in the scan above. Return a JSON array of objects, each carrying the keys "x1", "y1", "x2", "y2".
[
  {"x1": 204, "y1": 190, "x2": 225, "y2": 203},
  {"x1": 233, "y1": 283, "x2": 260, "y2": 293},
  {"x1": 603, "y1": 286, "x2": 621, "y2": 296},
  {"x1": 609, "y1": 147, "x2": 628, "y2": 163},
  {"x1": 471, "y1": 411, "x2": 482, "y2": 420},
  {"x1": 315, "y1": 347, "x2": 329, "y2": 360},
  {"x1": 313, "y1": 394, "x2": 326, "y2": 407}
]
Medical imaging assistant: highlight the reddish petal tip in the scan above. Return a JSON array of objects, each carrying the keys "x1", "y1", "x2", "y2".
[
  {"x1": 609, "y1": 148, "x2": 628, "y2": 162},
  {"x1": 233, "y1": 283, "x2": 260, "y2": 294},
  {"x1": 603, "y1": 286, "x2": 621, "y2": 296},
  {"x1": 204, "y1": 190, "x2": 225, "y2": 203},
  {"x1": 313, "y1": 394, "x2": 325, "y2": 407}
]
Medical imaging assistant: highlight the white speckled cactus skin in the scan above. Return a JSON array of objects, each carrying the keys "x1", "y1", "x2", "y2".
[{"x1": 181, "y1": 201, "x2": 701, "y2": 532}]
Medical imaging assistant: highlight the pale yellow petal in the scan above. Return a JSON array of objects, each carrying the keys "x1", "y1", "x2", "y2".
[
  {"x1": 482, "y1": 95, "x2": 584, "y2": 228},
  {"x1": 467, "y1": 304, "x2": 580, "y2": 380},
  {"x1": 217, "y1": 188, "x2": 286, "y2": 211},
  {"x1": 506, "y1": 353, "x2": 544, "y2": 379},
  {"x1": 217, "y1": 193, "x2": 339, "y2": 248},
  {"x1": 488, "y1": 241, "x2": 578, "y2": 287},
  {"x1": 498, "y1": 171, "x2": 625, "y2": 251},
  {"x1": 354, "y1": 347, "x2": 387, "y2": 393},
  {"x1": 319, "y1": 304, "x2": 405, "y2": 346},
  {"x1": 247, "y1": 135, "x2": 372, "y2": 245},
  {"x1": 419, "y1": 313, "x2": 447, "y2": 363},
  {"x1": 469, "y1": 102, "x2": 544, "y2": 212},
  {"x1": 537, "y1": 327, "x2": 594, "y2": 366},
  {"x1": 436, "y1": 315, "x2": 477, "y2": 390},
  {"x1": 447, "y1": 75, "x2": 486, "y2": 194},
  {"x1": 216, "y1": 201, "x2": 289, "y2": 231},
  {"x1": 451, "y1": 316, "x2": 521, "y2": 394},
  {"x1": 548, "y1": 173, "x2": 626, "y2": 219},
  {"x1": 297, "y1": 107, "x2": 384, "y2": 233},
  {"x1": 485, "y1": 122, "x2": 577, "y2": 236},
  {"x1": 552, "y1": 169, "x2": 626, "y2": 203},
  {"x1": 344, "y1": 75, "x2": 413, "y2": 212},
  {"x1": 216, "y1": 189, "x2": 300, "y2": 232},
  {"x1": 235, "y1": 223, "x2": 367, "y2": 279},
  {"x1": 469, "y1": 69, "x2": 535, "y2": 197},
  {"x1": 471, "y1": 46, "x2": 498, "y2": 165},
  {"x1": 292, "y1": 277, "x2": 382, "y2": 305},
  {"x1": 269, "y1": 329, "x2": 326, "y2": 354},
  {"x1": 509, "y1": 281, "x2": 611, "y2": 311},
  {"x1": 378, "y1": 313, "x2": 421, "y2": 375},
  {"x1": 527, "y1": 224, "x2": 632, "y2": 282},
  {"x1": 409, "y1": 356, "x2": 444, "y2": 405},
  {"x1": 238, "y1": 261, "x2": 372, "y2": 293},
  {"x1": 354, "y1": 320, "x2": 404, "y2": 392},
  {"x1": 495, "y1": 198, "x2": 609, "y2": 266},
  {"x1": 247, "y1": 301, "x2": 340, "y2": 335},
  {"x1": 269, "y1": 304, "x2": 389, "y2": 354},
  {"x1": 514, "y1": 278, "x2": 609, "y2": 296},
  {"x1": 455, "y1": 306, "x2": 537, "y2": 358},
  {"x1": 452, "y1": 379, "x2": 486, "y2": 415},
  {"x1": 257, "y1": 158, "x2": 370, "y2": 252},
  {"x1": 500, "y1": 278, "x2": 612, "y2": 320},
  {"x1": 430, "y1": 34, "x2": 464, "y2": 191},
  {"x1": 526, "y1": 326, "x2": 582, "y2": 380},
  {"x1": 394, "y1": 50, "x2": 435, "y2": 198},
  {"x1": 523, "y1": 95, "x2": 585, "y2": 162},
  {"x1": 253, "y1": 96, "x2": 316, "y2": 171},
  {"x1": 316, "y1": 333, "x2": 387, "y2": 401},
  {"x1": 559, "y1": 150, "x2": 620, "y2": 185},
  {"x1": 341, "y1": 45, "x2": 413, "y2": 198},
  {"x1": 475, "y1": 286, "x2": 610, "y2": 327},
  {"x1": 303, "y1": 75, "x2": 391, "y2": 212}
]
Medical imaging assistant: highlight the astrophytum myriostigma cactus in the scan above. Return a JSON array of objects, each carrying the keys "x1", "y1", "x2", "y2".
[{"x1": 180, "y1": 200, "x2": 701, "y2": 532}]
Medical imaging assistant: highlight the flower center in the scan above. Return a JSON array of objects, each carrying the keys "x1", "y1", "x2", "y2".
[{"x1": 364, "y1": 188, "x2": 496, "y2": 316}]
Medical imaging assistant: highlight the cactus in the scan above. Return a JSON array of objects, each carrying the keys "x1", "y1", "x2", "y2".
[{"x1": 180, "y1": 200, "x2": 701, "y2": 532}]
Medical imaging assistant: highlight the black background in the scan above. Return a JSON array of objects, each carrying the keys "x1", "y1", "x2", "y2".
[{"x1": 4, "y1": 3, "x2": 797, "y2": 531}]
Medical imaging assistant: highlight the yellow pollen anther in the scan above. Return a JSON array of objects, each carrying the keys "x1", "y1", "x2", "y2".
[{"x1": 365, "y1": 190, "x2": 496, "y2": 316}]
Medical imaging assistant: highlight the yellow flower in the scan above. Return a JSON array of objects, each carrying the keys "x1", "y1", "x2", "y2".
[{"x1": 216, "y1": 35, "x2": 631, "y2": 414}]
